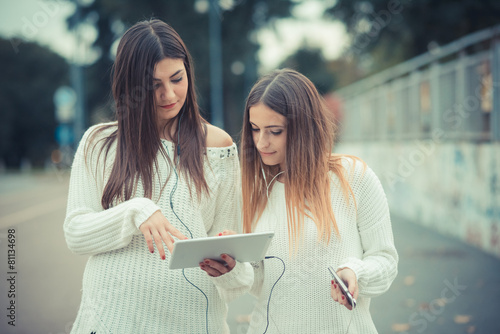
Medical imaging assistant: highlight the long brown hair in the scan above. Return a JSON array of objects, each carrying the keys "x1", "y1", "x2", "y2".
[
  {"x1": 241, "y1": 69, "x2": 361, "y2": 250},
  {"x1": 87, "y1": 19, "x2": 208, "y2": 209}
]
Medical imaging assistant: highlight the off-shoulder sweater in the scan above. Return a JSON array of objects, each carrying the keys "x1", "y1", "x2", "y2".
[{"x1": 64, "y1": 123, "x2": 253, "y2": 334}]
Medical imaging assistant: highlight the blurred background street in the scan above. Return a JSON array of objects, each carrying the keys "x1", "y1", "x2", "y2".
[
  {"x1": 1, "y1": 0, "x2": 500, "y2": 333},
  {"x1": 0, "y1": 171, "x2": 87, "y2": 334}
]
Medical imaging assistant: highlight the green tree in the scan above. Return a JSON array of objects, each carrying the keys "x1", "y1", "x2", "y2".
[
  {"x1": 326, "y1": 0, "x2": 500, "y2": 75},
  {"x1": 280, "y1": 47, "x2": 336, "y2": 95},
  {"x1": 0, "y1": 38, "x2": 69, "y2": 168}
]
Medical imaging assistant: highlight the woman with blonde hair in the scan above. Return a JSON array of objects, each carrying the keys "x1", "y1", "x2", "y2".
[
  {"x1": 64, "y1": 19, "x2": 252, "y2": 333},
  {"x1": 202, "y1": 68, "x2": 398, "y2": 333}
]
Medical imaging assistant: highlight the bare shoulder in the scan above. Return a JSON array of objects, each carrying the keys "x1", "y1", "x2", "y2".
[{"x1": 205, "y1": 123, "x2": 233, "y2": 148}]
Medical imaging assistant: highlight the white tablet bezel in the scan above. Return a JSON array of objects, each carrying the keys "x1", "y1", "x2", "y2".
[{"x1": 168, "y1": 231, "x2": 274, "y2": 269}]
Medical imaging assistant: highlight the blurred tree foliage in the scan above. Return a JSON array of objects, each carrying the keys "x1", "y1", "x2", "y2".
[
  {"x1": 0, "y1": 38, "x2": 68, "y2": 168},
  {"x1": 279, "y1": 47, "x2": 336, "y2": 95},
  {"x1": 326, "y1": 0, "x2": 500, "y2": 80},
  {"x1": 69, "y1": 0, "x2": 293, "y2": 137}
]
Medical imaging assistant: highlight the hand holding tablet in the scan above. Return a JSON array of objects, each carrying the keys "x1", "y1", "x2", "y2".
[
  {"x1": 168, "y1": 231, "x2": 274, "y2": 270},
  {"x1": 199, "y1": 230, "x2": 236, "y2": 277},
  {"x1": 200, "y1": 252, "x2": 236, "y2": 277}
]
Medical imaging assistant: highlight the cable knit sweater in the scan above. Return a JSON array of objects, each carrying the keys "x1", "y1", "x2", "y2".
[
  {"x1": 64, "y1": 123, "x2": 253, "y2": 334},
  {"x1": 241, "y1": 158, "x2": 398, "y2": 333}
]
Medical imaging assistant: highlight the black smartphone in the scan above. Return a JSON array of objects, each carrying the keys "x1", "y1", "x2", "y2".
[{"x1": 328, "y1": 266, "x2": 357, "y2": 309}]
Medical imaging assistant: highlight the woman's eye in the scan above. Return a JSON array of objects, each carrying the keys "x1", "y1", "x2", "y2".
[
  {"x1": 251, "y1": 128, "x2": 259, "y2": 132},
  {"x1": 153, "y1": 83, "x2": 161, "y2": 89},
  {"x1": 271, "y1": 130, "x2": 282, "y2": 135},
  {"x1": 172, "y1": 77, "x2": 183, "y2": 83}
]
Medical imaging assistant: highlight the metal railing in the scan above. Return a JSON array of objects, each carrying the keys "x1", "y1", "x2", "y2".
[{"x1": 337, "y1": 25, "x2": 500, "y2": 142}]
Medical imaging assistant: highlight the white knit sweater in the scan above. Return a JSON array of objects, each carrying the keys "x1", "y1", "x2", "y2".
[
  {"x1": 64, "y1": 123, "x2": 253, "y2": 334},
  {"x1": 240, "y1": 158, "x2": 398, "y2": 333}
]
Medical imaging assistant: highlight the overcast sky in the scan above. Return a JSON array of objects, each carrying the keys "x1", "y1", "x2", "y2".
[
  {"x1": 0, "y1": 0, "x2": 347, "y2": 70},
  {"x1": 1, "y1": 0, "x2": 79, "y2": 58},
  {"x1": 257, "y1": 1, "x2": 347, "y2": 71}
]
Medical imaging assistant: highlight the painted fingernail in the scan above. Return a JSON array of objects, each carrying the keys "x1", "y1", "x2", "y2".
[
  {"x1": 204, "y1": 259, "x2": 209, "y2": 264},
  {"x1": 331, "y1": 280, "x2": 334, "y2": 285},
  {"x1": 222, "y1": 254, "x2": 227, "y2": 259},
  {"x1": 341, "y1": 295, "x2": 345, "y2": 300},
  {"x1": 334, "y1": 284, "x2": 337, "y2": 289},
  {"x1": 162, "y1": 255, "x2": 165, "y2": 260},
  {"x1": 219, "y1": 232, "x2": 222, "y2": 236}
]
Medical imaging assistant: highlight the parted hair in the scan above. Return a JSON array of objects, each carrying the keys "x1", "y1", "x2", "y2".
[
  {"x1": 241, "y1": 68, "x2": 360, "y2": 250},
  {"x1": 87, "y1": 19, "x2": 208, "y2": 209}
]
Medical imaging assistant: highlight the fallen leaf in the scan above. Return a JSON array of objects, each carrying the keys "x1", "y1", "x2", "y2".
[
  {"x1": 419, "y1": 303, "x2": 430, "y2": 310},
  {"x1": 454, "y1": 315, "x2": 472, "y2": 324},
  {"x1": 404, "y1": 298, "x2": 416, "y2": 307},
  {"x1": 404, "y1": 276, "x2": 415, "y2": 286},
  {"x1": 391, "y1": 323, "x2": 410, "y2": 332},
  {"x1": 434, "y1": 298, "x2": 447, "y2": 307}
]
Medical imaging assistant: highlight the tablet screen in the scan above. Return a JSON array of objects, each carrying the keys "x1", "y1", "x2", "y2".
[{"x1": 169, "y1": 231, "x2": 274, "y2": 269}]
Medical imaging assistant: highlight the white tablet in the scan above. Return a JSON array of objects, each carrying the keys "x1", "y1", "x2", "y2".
[{"x1": 168, "y1": 231, "x2": 274, "y2": 269}]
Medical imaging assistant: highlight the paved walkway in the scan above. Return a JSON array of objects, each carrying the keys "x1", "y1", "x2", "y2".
[
  {"x1": 0, "y1": 171, "x2": 87, "y2": 334},
  {"x1": 372, "y1": 217, "x2": 500, "y2": 333}
]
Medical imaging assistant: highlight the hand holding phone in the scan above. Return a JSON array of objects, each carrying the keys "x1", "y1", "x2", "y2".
[{"x1": 328, "y1": 266, "x2": 357, "y2": 309}]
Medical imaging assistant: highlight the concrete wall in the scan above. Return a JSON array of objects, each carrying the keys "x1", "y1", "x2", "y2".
[{"x1": 335, "y1": 141, "x2": 500, "y2": 258}]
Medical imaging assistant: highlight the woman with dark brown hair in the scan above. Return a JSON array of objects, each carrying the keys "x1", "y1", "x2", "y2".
[
  {"x1": 202, "y1": 69, "x2": 398, "y2": 333},
  {"x1": 64, "y1": 19, "x2": 252, "y2": 333}
]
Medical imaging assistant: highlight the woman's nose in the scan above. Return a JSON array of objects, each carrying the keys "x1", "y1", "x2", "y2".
[
  {"x1": 256, "y1": 133, "x2": 269, "y2": 149},
  {"x1": 161, "y1": 84, "x2": 176, "y2": 101}
]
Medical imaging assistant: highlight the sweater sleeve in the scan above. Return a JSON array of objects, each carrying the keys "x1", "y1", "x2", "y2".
[
  {"x1": 337, "y1": 163, "x2": 398, "y2": 298},
  {"x1": 206, "y1": 145, "x2": 254, "y2": 301},
  {"x1": 209, "y1": 260, "x2": 254, "y2": 303},
  {"x1": 249, "y1": 260, "x2": 265, "y2": 298},
  {"x1": 63, "y1": 126, "x2": 160, "y2": 256}
]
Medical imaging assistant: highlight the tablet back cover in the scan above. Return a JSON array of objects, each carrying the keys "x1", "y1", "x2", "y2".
[{"x1": 169, "y1": 232, "x2": 274, "y2": 269}]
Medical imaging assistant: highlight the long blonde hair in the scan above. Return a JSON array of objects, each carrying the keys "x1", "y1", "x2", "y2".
[{"x1": 241, "y1": 69, "x2": 361, "y2": 251}]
